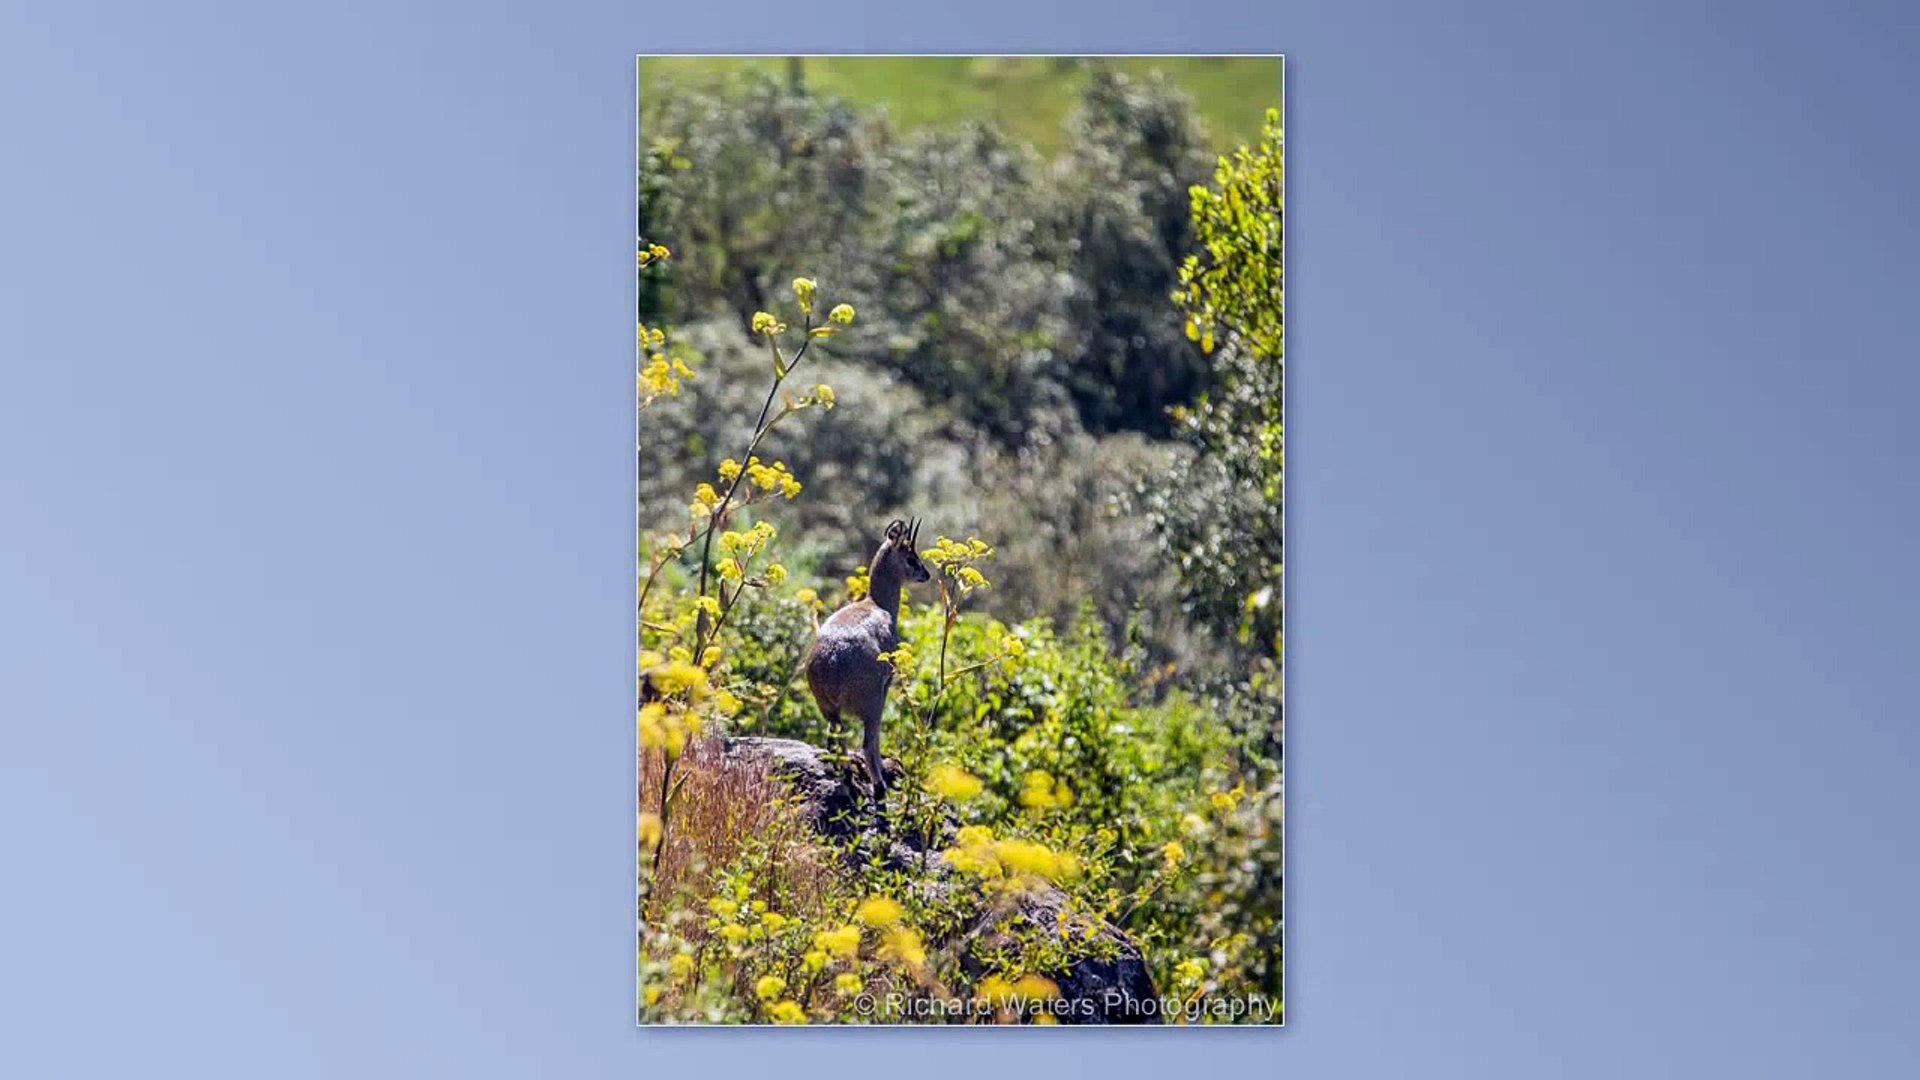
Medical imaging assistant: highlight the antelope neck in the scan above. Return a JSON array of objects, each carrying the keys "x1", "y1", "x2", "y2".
[{"x1": 867, "y1": 546, "x2": 905, "y2": 622}]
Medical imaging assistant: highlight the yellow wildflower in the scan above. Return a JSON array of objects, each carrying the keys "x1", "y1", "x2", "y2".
[
  {"x1": 760, "y1": 912, "x2": 788, "y2": 932},
  {"x1": 718, "y1": 458, "x2": 742, "y2": 482},
  {"x1": 1011, "y1": 975, "x2": 1059, "y2": 1001},
  {"x1": 712, "y1": 688, "x2": 742, "y2": 716},
  {"x1": 643, "y1": 985, "x2": 661, "y2": 1006},
  {"x1": 828, "y1": 303, "x2": 855, "y2": 325},
  {"x1": 855, "y1": 896, "x2": 903, "y2": 927},
  {"x1": 1210, "y1": 782, "x2": 1247, "y2": 813},
  {"x1": 1018, "y1": 770, "x2": 1072, "y2": 811},
  {"x1": 791, "y1": 277, "x2": 816, "y2": 312},
  {"x1": 637, "y1": 811, "x2": 662, "y2": 849},
  {"x1": 764, "y1": 563, "x2": 788, "y2": 586},
  {"x1": 813, "y1": 925, "x2": 862, "y2": 959},
  {"x1": 955, "y1": 824, "x2": 995, "y2": 847},
  {"x1": 801, "y1": 949, "x2": 828, "y2": 973},
  {"x1": 1162, "y1": 839, "x2": 1186, "y2": 867},
  {"x1": 698, "y1": 646, "x2": 721, "y2": 669},
  {"x1": 669, "y1": 953, "x2": 694, "y2": 980},
  {"x1": 976, "y1": 975, "x2": 1014, "y2": 1006},
  {"x1": 926, "y1": 764, "x2": 984, "y2": 802},
  {"x1": 1001, "y1": 635, "x2": 1025, "y2": 657},
  {"x1": 995, "y1": 838, "x2": 1079, "y2": 883},
  {"x1": 877, "y1": 643, "x2": 914, "y2": 675},
  {"x1": 754, "y1": 975, "x2": 786, "y2": 1001},
  {"x1": 751, "y1": 311, "x2": 779, "y2": 336},
  {"x1": 767, "y1": 1000, "x2": 807, "y2": 1024},
  {"x1": 693, "y1": 482, "x2": 719, "y2": 506},
  {"x1": 638, "y1": 703, "x2": 667, "y2": 750},
  {"x1": 718, "y1": 924, "x2": 748, "y2": 945},
  {"x1": 879, "y1": 927, "x2": 925, "y2": 969},
  {"x1": 813, "y1": 383, "x2": 836, "y2": 408},
  {"x1": 648, "y1": 661, "x2": 708, "y2": 698},
  {"x1": 793, "y1": 587, "x2": 818, "y2": 605},
  {"x1": 834, "y1": 973, "x2": 863, "y2": 995}
]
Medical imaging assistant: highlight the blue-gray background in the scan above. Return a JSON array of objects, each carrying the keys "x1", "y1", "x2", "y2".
[{"x1": 5, "y1": 0, "x2": 1918, "y2": 1075}]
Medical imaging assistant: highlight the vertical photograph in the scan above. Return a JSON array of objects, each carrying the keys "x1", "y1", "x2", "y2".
[{"x1": 637, "y1": 55, "x2": 1283, "y2": 1025}]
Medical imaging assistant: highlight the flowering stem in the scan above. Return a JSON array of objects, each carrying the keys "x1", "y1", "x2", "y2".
[
  {"x1": 692, "y1": 319, "x2": 815, "y2": 656},
  {"x1": 638, "y1": 520, "x2": 716, "y2": 625}
]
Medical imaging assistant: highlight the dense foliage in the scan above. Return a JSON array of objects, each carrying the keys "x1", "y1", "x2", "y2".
[{"x1": 638, "y1": 69, "x2": 1282, "y2": 1024}]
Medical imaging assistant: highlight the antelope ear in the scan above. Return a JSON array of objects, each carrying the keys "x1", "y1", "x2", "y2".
[{"x1": 885, "y1": 519, "x2": 906, "y2": 541}]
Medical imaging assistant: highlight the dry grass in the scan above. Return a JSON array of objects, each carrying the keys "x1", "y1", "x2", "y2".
[{"x1": 639, "y1": 739, "x2": 837, "y2": 938}]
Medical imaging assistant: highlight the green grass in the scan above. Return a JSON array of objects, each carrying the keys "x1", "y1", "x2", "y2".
[{"x1": 638, "y1": 56, "x2": 1282, "y2": 156}]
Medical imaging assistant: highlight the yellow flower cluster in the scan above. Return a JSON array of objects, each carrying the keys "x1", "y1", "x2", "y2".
[
  {"x1": 766, "y1": 1000, "x2": 807, "y2": 1024},
  {"x1": 751, "y1": 310, "x2": 788, "y2": 336},
  {"x1": 791, "y1": 277, "x2": 816, "y2": 313},
  {"x1": 743, "y1": 457, "x2": 802, "y2": 498},
  {"x1": 828, "y1": 303, "x2": 855, "y2": 325},
  {"x1": 812, "y1": 925, "x2": 862, "y2": 959},
  {"x1": 717, "y1": 520, "x2": 777, "y2": 559},
  {"x1": 878, "y1": 927, "x2": 925, "y2": 969},
  {"x1": 926, "y1": 764, "x2": 984, "y2": 802},
  {"x1": 923, "y1": 536, "x2": 995, "y2": 593},
  {"x1": 636, "y1": 242, "x2": 671, "y2": 267},
  {"x1": 1210, "y1": 782, "x2": 1247, "y2": 814},
  {"x1": 855, "y1": 896, "x2": 903, "y2": 927},
  {"x1": 640, "y1": 657, "x2": 709, "y2": 698},
  {"x1": 639, "y1": 351, "x2": 694, "y2": 401},
  {"x1": 639, "y1": 701, "x2": 703, "y2": 757},
  {"x1": 876, "y1": 643, "x2": 915, "y2": 677},
  {"x1": 976, "y1": 973, "x2": 1060, "y2": 1007},
  {"x1": 1018, "y1": 769, "x2": 1074, "y2": 811},
  {"x1": 943, "y1": 825, "x2": 1080, "y2": 886}
]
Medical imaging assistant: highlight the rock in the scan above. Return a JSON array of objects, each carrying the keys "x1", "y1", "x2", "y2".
[
  {"x1": 963, "y1": 887, "x2": 1161, "y2": 1024},
  {"x1": 714, "y1": 736, "x2": 877, "y2": 838}
]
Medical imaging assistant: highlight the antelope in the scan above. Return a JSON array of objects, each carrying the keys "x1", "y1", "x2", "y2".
[{"x1": 803, "y1": 517, "x2": 932, "y2": 801}]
